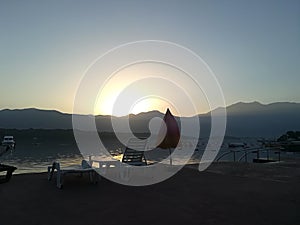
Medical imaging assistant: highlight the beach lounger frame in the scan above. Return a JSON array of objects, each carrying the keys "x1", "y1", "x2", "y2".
[
  {"x1": 0, "y1": 164, "x2": 17, "y2": 183},
  {"x1": 47, "y1": 161, "x2": 98, "y2": 189},
  {"x1": 122, "y1": 138, "x2": 148, "y2": 166}
]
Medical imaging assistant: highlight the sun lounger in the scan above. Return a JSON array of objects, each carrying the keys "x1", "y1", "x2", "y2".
[
  {"x1": 122, "y1": 138, "x2": 148, "y2": 166},
  {"x1": 0, "y1": 164, "x2": 17, "y2": 183},
  {"x1": 47, "y1": 160, "x2": 98, "y2": 189}
]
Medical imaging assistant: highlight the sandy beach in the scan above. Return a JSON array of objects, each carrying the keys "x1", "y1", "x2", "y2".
[{"x1": 0, "y1": 162, "x2": 299, "y2": 225}]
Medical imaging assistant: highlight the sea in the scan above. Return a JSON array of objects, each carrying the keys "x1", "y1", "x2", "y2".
[{"x1": 1, "y1": 134, "x2": 299, "y2": 174}]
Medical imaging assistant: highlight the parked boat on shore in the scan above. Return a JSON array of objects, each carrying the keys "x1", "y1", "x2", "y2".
[{"x1": 1, "y1": 136, "x2": 15, "y2": 149}]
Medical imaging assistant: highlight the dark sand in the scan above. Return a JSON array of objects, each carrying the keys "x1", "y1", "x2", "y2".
[{"x1": 0, "y1": 162, "x2": 299, "y2": 225}]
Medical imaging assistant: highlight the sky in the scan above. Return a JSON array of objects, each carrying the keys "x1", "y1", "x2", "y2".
[{"x1": 0, "y1": 0, "x2": 299, "y2": 116}]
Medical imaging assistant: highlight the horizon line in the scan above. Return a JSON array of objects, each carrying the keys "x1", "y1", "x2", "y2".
[{"x1": 0, "y1": 100, "x2": 299, "y2": 117}]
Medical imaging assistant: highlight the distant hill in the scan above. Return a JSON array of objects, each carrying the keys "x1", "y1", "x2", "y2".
[
  {"x1": 0, "y1": 108, "x2": 72, "y2": 129},
  {"x1": 220, "y1": 102, "x2": 300, "y2": 137},
  {"x1": 0, "y1": 102, "x2": 300, "y2": 137}
]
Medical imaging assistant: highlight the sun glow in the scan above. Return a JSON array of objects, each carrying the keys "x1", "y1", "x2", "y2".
[
  {"x1": 93, "y1": 65, "x2": 166, "y2": 116},
  {"x1": 95, "y1": 91, "x2": 172, "y2": 116},
  {"x1": 130, "y1": 97, "x2": 177, "y2": 115},
  {"x1": 93, "y1": 72, "x2": 165, "y2": 116},
  {"x1": 93, "y1": 62, "x2": 208, "y2": 117},
  {"x1": 130, "y1": 98, "x2": 155, "y2": 115}
]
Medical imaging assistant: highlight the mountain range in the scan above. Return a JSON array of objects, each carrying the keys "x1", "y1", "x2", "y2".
[{"x1": 0, "y1": 102, "x2": 299, "y2": 138}]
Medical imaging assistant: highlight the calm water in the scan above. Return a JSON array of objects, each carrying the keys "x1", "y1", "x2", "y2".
[
  {"x1": 1, "y1": 136, "x2": 297, "y2": 174},
  {"x1": 0, "y1": 143, "x2": 83, "y2": 174}
]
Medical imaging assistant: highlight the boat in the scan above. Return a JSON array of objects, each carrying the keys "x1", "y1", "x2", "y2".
[
  {"x1": 1, "y1": 136, "x2": 15, "y2": 149},
  {"x1": 228, "y1": 142, "x2": 246, "y2": 148}
]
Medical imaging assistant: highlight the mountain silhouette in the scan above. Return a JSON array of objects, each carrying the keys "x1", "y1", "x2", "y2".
[{"x1": 0, "y1": 102, "x2": 299, "y2": 137}]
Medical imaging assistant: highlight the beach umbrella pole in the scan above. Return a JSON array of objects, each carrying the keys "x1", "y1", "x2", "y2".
[
  {"x1": 169, "y1": 148, "x2": 172, "y2": 165},
  {"x1": 157, "y1": 108, "x2": 179, "y2": 166}
]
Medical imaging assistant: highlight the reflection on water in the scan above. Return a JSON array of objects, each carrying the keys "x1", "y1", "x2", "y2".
[
  {"x1": 1, "y1": 136, "x2": 298, "y2": 174},
  {"x1": 0, "y1": 143, "x2": 84, "y2": 174}
]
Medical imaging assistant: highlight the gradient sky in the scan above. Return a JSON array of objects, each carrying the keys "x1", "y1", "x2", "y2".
[{"x1": 0, "y1": 0, "x2": 299, "y2": 115}]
